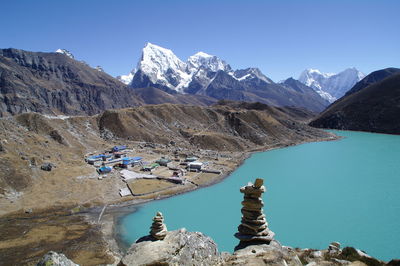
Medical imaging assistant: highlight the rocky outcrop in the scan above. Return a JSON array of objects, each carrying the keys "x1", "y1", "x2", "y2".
[
  {"x1": 223, "y1": 241, "x2": 302, "y2": 266},
  {"x1": 119, "y1": 229, "x2": 221, "y2": 266},
  {"x1": 296, "y1": 243, "x2": 388, "y2": 266},
  {"x1": 235, "y1": 178, "x2": 275, "y2": 250},
  {"x1": 37, "y1": 251, "x2": 78, "y2": 266},
  {"x1": 150, "y1": 211, "x2": 167, "y2": 240}
]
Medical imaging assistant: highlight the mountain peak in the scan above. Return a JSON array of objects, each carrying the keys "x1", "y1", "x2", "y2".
[
  {"x1": 143, "y1": 42, "x2": 174, "y2": 55},
  {"x1": 55, "y1": 49, "x2": 74, "y2": 59},
  {"x1": 298, "y1": 67, "x2": 365, "y2": 102},
  {"x1": 187, "y1": 51, "x2": 230, "y2": 73},
  {"x1": 233, "y1": 68, "x2": 273, "y2": 83},
  {"x1": 135, "y1": 43, "x2": 189, "y2": 92},
  {"x1": 192, "y1": 51, "x2": 213, "y2": 58}
]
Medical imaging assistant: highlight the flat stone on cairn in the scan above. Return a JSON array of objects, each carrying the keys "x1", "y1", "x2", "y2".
[
  {"x1": 150, "y1": 211, "x2": 167, "y2": 240},
  {"x1": 235, "y1": 178, "x2": 275, "y2": 246}
]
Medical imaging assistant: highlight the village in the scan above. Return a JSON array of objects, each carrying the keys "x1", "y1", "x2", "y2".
[{"x1": 83, "y1": 143, "x2": 233, "y2": 201}]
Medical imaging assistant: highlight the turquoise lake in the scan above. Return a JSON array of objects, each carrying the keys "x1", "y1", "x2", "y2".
[{"x1": 117, "y1": 130, "x2": 400, "y2": 261}]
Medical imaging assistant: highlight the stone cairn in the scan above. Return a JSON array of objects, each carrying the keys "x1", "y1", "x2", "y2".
[
  {"x1": 150, "y1": 211, "x2": 167, "y2": 240},
  {"x1": 235, "y1": 178, "x2": 275, "y2": 249}
]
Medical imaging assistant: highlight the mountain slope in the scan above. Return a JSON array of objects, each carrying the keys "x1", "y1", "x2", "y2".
[
  {"x1": 132, "y1": 87, "x2": 217, "y2": 106},
  {"x1": 122, "y1": 43, "x2": 329, "y2": 112},
  {"x1": 299, "y1": 68, "x2": 365, "y2": 102},
  {"x1": 0, "y1": 48, "x2": 142, "y2": 116},
  {"x1": 344, "y1": 67, "x2": 400, "y2": 96},
  {"x1": 310, "y1": 71, "x2": 400, "y2": 134},
  {"x1": 279, "y1": 78, "x2": 330, "y2": 112},
  {"x1": 0, "y1": 103, "x2": 331, "y2": 197}
]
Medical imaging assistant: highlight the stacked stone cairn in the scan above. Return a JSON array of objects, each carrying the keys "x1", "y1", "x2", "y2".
[
  {"x1": 235, "y1": 178, "x2": 275, "y2": 249},
  {"x1": 150, "y1": 211, "x2": 167, "y2": 240}
]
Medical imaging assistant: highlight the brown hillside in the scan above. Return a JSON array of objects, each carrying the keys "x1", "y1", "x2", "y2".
[{"x1": 0, "y1": 103, "x2": 332, "y2": 216}]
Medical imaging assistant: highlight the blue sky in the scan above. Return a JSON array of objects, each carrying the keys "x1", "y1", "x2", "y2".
[{"x1": 1, "y1": 0, "x2": 399, "y2": 81}]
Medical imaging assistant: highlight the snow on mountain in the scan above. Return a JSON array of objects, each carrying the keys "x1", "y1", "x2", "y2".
[
  {"x1": 117, "y1": 69, "x2": 136, "y2": 85},
  {"x1": 119, "y1": 43, "x2": 329, "y2": 112},
  {"x1": 122, "y1": 43, "x2": 233, "y2": 92},
  {"x1": 134, "y1": 43, "x2": 189, "y2": 92},
  {"x1": 120, "y1": 42, "x2": 278, "y2": 94},
  {"x1": 299, "y1": 68, "x2": 365, "y2": 102},
  {"x1": 232, "y1": 68, "x2": 273, "y2": 84},
  {"x1": 55, "y1": 49, "x2": 74, "y2": 59},
  {"x1": 187, "y1": 52, "x2": 231, "y2": 73}
]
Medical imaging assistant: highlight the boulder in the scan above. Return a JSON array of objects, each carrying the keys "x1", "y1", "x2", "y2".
[
  {"x1": 37, "y1": 251, "x2": 78, "y2": 266},
  {"x1": 223, "y1": 241, "x2": 302, "y2": 266},
  {"x1": 119, "y1": 229, "x2": 221, "y2": 266},
  {"x1": 340, "y1": 247, "x2": 385, "y2": 266},
  {"x1": 40, "y1": 163, "x2": 54, "y2": 171}
]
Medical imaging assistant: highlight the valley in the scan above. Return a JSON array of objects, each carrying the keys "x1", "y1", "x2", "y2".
[{"x1": 0, "y1": 102, "x2": 335, "y2": 265}]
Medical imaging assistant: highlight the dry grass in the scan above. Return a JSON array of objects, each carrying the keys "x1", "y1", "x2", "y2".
[{"x1": 128, "y1": 179, "x2": 175, "y2": 195}]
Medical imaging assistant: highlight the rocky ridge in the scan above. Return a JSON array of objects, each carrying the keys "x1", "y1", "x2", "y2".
[{"x1": 0, "y1": 48, "x2": 142, "y2": 116}]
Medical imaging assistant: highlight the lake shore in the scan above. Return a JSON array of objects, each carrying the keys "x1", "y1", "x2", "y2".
[
  {"x1": 99, "y1": 132, "x2": 340, "y2": 259},
  {"x1": 0, "y1": 131, "x2": 339, "y2": 265}
]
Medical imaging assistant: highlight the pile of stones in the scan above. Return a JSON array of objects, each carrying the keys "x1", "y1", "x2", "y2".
[
  {"x1": 150, "y1": 212, "x2": 167, "y2": 240},
  {"x1": 235, "y1": 178, "x2": 275, "y2": 248}
]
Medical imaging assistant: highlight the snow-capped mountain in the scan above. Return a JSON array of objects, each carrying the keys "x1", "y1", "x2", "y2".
[
  {"x1": 187, "y1": 52, "x2": 231, "y2": 73},
  {"x1": 125, "y1": 43, "x2": 232, "y2": 93},
  {"x1": 299, "y1": 68, "x2": 365, "y2": 102},
  {"x1": 117, "y1": 69, "x2": 136, "y2": 85},
  {"x1": 120, "y1": 43, "x2": 330, "y2": 112},
  {"x1": 55, "y1": 49, "x2": 74, "y2": 59},
  {"x1": 232, "y1": 68, "x2": 273, "y2": 84}
]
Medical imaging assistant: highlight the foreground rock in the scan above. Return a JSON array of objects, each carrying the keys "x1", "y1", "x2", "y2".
[
  {"x1": 223, "y1": 241, "x2": 302, "y2": 266},
  {"x1": 296, "y1": 244, "x2": 388, "y2": 266},
  {"x1": 117, "y1": 227, "x2": 388, "y2": 265},
  {"x1": 119, "y1": 229, "x2": 221, "y2": 266},
  {"x1": 37, "y1": 251, "x2": 79, "y2": 266}
]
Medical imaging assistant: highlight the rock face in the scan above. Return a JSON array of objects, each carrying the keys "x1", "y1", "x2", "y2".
[
  {"x1": 120, "y1": 229, "x2": 221, "y2": 266},
  {"x1": 0, "y1": 48, "x2": 142, "y2": 116},
  {"x1": 37, "y1": 251, "x2": 79, "y2": 266},
  {"x1": 235, "y1": 178, "x2": 275, "y2": 250},
  {"x1": 150, "y1": 211, "x2": 167, "y2": 240}
]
